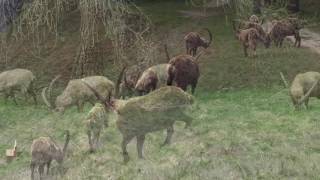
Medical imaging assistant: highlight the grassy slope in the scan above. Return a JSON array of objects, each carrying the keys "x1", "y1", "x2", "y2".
[{"x1": 2, "y1": 1, "x2": 320, "y2": 179}]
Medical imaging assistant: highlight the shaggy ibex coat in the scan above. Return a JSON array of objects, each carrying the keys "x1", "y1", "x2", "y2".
[
  {"x1": 167, "y1": 55, "x2": 200, "y2": 94},
  {"x1": 135, "y1": 64, "x2": 170, "y2": 95},
  {"x1": 86, "y1": 103, "x2": 108, "y2": 152},
  {"x1": 0, "y1": 68, "x2": 37, "y2": 104},
  {"x1": 30, "y1": 130, "x2": 70, "y2": 180},
  {"x1": 289, "y1": 72, "x2": 320, "y2": 109},
  {"x1": 42, "y1": 76, "x2": 114, "y2": 113},
  {"x1": 82, "y1": 78, "x2": 194, "y2": 163},
  {"x1": 184, "y1": 28, "x2": 213, "y2": 56},
  {"x1": 268, "y1": 19, "x2": 301, "y2": 47}
]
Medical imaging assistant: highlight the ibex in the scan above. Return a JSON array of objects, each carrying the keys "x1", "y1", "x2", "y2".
[
  {"x1": 82, "y1": 70, "x2": 194, "y2": 163},
  {"x1": 281, "y1": 72, "x2": 320, "y2": 110},
  {"x1": 165, "y1": 47, "x2": 203, "y2": 94},
  {"x1": 0, "y1": 68, "x2": 37, "y2": 104},
  {"x1": 42, "y1": 76, "x2": 114, "y2": 113},
  {"x1": 86, "y1": 103, "x2": 108, "y2": 152},
  {"x1": 268, "y1": 19, "x2": 301, "y2": 47},
  {"x1": 119, "y1": 65, "x2": 143, "y2": 98},
  {"x1": 135, "y1": 64, "x2": 170, "y2": 95},
  {"x1": 184, "y1": 28, "x2": 213, "y2": 56},
  {"x1": 30, "y1": 130, "x2": 70, "y2": 180},
  {"x1": 233, "y1": 20, "x2": 270, "y2": 56}
]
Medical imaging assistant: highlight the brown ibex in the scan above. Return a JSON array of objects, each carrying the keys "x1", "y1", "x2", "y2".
[
  {"x1": 0, "y1": 68, "x2": 37, "y2": 104},
  {"x1": 184, "y1": 28, "x2": 213, "y2": 56},
  {"x1": 82, "y1": 69, "x2": 194, "y2": 163},
  {"x1": 42, "y1": 76, "x2": 114, "y2": 113},
  {"x1": 30, "y1": 130, "x2": 70, "y2": 180},
  {"x1": 281, "y1": 72, "x2": 320, "y2": 110},
  {"x1": 233, "y1": 19, "x2": 270, "y2": 57},
  {"x1": 164, "y1": 46, "x2": 204, "y2": 94},
  {"x1": 268, "y1": 19, "x2": 301, "y2": 47}
]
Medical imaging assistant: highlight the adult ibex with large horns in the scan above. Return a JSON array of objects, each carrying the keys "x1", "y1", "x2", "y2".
[
  {"x1": 184, "y1": 28, "x2": 213, "y2": 56},
  {"x1": 42, "y1": 76, "x2": 115, "y2": 113},
  {"x1": 280, "y1": 72, "x2": 320, "y2": 110},
  {"x1": 81, "y1": 67, "x2": 194, "y2": 163}
]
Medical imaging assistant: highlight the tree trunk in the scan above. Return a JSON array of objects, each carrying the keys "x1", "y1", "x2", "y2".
[{"x1": 253, "y1": 0, "x2": 262, "y2": 14}]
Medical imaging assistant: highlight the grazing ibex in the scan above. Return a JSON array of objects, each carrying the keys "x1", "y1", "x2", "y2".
[
  {"x1": 30, "y1": 130, "x2": 70, "y2": 180},
  {"x1": 82, "y1": 73, "x2": 194, "y2": 163},
  {"x1": 184, "y1": 28, "x2": 213, "y2": 56},
  {"x1": 135, "y1": 64, "x2": 170, "y2": 95},
  {"x1": 86, "y1": 103, "x2": 108, "y2": 152},
  {"x1": 42, "y1": 76, "x2": 114, "y2": 113},
  {"x1": 0, "y1": 68, "x2": 37, "y2": 104},
  {"x1": 281, "y1": 72, "x2": 320, "y2": 110},
  {"x1": 268, "y1": 19, "x2": 301, "y2": 47}
]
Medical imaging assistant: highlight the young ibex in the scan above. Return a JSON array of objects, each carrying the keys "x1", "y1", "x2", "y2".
[
  {"x1": 0, "y1": 68, "x2": 37, "y2": 104},
  {"x1": 30, "y1": 130, "x2": 70, "y2": 180},
  {"x1": 184, "y1": 28, "x2": 213, "y2": 56},
  {"x1": 233, "y1": 20, "x2": 270, "y2": 56},
  {"x1": 281, "y1": 72, "x2": 320, "y2": 110},
  {"x1": 82, "y1": 70, "x2": 194, "y2": 163},
  {"x1": 86, "y1": 103, "x2": 108, "y2": 152},
  {"x1": 42, "y1": 76, "x2": 114, "y2": 113},
  {"x1": 135, "y1": 64, "x2": 170, "y2": 95},
  {"x1": 268, "y1": 19, "x2": 301, "y2": 47}
]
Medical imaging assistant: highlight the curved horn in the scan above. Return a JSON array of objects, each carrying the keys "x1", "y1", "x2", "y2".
[
  {"x1": 232, "y1": 20, "x2": 237, "y2": 31},
  {"x1": 82, "y1": 79, "x2": 107, "y2": 104},
  {"x1": 164, "y1": 44, "x2": 171, "y2": 62},
  {"x1": 298, "y1": 80, "x2": 319, "y2": 105},
  {"x1": 280, "y1": 72, "x2": 289, "y2": 88},
  {"x1": 62, "y1": 130, "x2": 70, "y2": 159},
  {"x1": 115, "y1": 66, "x2": 127, "y2": 98},
  {"x1": 204, "y1": 28, "x2": 213, "y2": 47},
  {"x1": 41, "y1": 75, "x2": 61, "y2": 108},
  {"x1": 41, "y1": 87, "x2": 52, "y2": 108},
  {"x1": 260, "y1": 17, "x2": 265, "y2": 25},
  {"x1": 194, "y1": 50, "x2": 205, "y2": 62}
]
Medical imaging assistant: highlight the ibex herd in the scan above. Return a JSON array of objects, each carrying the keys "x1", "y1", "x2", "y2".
[
  {"x1": 0, "y1": 13, "x2": 313, "y2": 180},
  {"x1": 233, "y1": 15, "x2": 302, "y2": 57}
]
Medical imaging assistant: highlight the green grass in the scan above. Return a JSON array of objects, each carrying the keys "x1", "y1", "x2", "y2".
[
  {"x1": 2, "y1": 1, "x2": 320, "y2": 179},
  {"x1": 2, "y1": 88, "x2": 320, "y2": 179}
]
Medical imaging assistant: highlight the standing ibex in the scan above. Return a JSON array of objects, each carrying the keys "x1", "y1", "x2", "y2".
[
  {"x1": 42, "y1": 76, "x2": 114, "y2": 113},
  {"x1": 184, "y1": 28, "x2": 213, "y2": 56},
  {"x1": 281, "y1": 72, "x2": 320, "y2": 110},
  {"x1": 0, "y1": 68, "x2": 37, "y2": 104},
  {"x1": 268, "y1": 18, "x2": 301, "y2": 47},
  {"x1": 82, "y1": 70, "x2": 194, "y2": 163},
  {"x1": 86, "y1": 103, "x2": 108, "y2": 152},
  {"x1": 30, "y1": 130, "x2": 70, "y2": 180},
  {"x1": 233, "y1": 20, "x2": 270, "y2": 56},
  {"x1": 164, "y1": 47, "x2": 203, "y2": 94}
]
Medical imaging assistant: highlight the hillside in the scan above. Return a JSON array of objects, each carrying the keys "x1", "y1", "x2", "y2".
[{"x1": 1, "y1": 1, "x2": 320, "y2": 179}]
